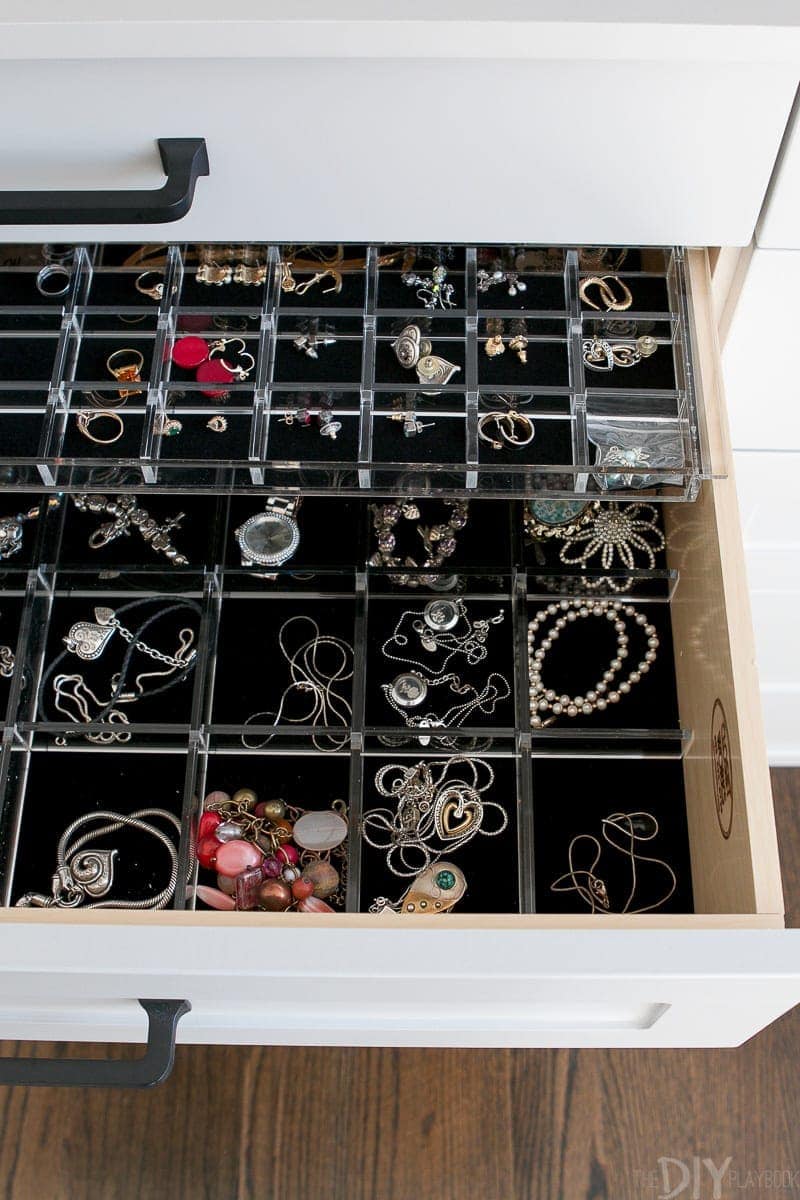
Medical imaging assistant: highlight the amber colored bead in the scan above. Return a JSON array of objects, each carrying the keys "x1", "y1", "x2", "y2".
[
  {"x1": 256, "y1": 879, "x2": 292, "y2": 912},
  {"x1": 271, "y1": 818, "x2": 294, "y2": 842},
  {"x1": 255, "y1": 798, "x2": 286, "y2": 821},
  {"x1": 232, "y1": 787, "x2": 258, "y2": 810},
  {"x1": 291, "y1": 878, "x2": 315, "y2": 901},
  {"x1": 301, "y1": 859, "x2": 340, "y2": 899}
]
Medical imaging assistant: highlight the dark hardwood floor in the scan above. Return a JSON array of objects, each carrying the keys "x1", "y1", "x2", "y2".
[{"x1": 1, "y1": 771, "x2": 798, "y2": 1200}]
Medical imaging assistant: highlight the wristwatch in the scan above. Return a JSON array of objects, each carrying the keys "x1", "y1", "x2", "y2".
[{"x1": 234, "y1": 497, "x2": 301, "y2": 569}]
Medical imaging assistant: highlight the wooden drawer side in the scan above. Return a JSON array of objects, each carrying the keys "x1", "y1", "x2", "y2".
[{"x1": 665, "y1": 253, "x2": 783, "y2": 917}]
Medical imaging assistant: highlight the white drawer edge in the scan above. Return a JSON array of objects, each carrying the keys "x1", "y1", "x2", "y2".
[
  {"x1": 3, "y1": 5, "x2": 800, "y2": 63},
  {"x1": 1, "y1": 932, "x2": 799, "y2": 1048}
]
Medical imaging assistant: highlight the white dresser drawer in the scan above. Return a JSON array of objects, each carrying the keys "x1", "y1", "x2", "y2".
[
  {"x1": 0, "y1": 249, "x2": 797, "y2": 1062},
  {"x1": 0, "y1": 10, "x2": 798, "y2": 244}
]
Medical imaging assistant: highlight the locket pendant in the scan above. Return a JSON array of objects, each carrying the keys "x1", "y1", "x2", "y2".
[{"x1": 434, "y1": 790, "x2": 481, "y2": 840}]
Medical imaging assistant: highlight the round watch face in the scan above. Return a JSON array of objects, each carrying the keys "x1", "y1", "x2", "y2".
[
  {"x1": 236, "y1": 511, "x2": 300, "y2": 566},
  {"x1": 527, "y1": 499, "x2": 591, "y2": 528}
]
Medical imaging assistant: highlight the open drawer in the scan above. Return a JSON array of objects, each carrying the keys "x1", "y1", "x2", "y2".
[{"x1": 0, "y1": 249, "x2": 797, "y2": 1066}]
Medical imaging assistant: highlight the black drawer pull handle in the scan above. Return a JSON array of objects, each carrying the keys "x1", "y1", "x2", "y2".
[
  {"x1": 0, "y1": 138, "x2": 209, "y2": 225},
  {"x1": 0, "y1": 999, "x2": 190, "y2": 1088}
]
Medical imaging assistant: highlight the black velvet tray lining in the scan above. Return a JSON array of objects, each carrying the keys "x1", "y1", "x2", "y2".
[
  {"x1": 6, "y1": 750, "x2": 188, "y2": 907},
  {"x1": 28, "y1": 592, "x2": 202, "y2": 734},
  {"x1": 532, "y1": 758, "x2": 692, "y2": 914},
  {"x1": 0, "y1": 508, "x2": 695, "y2": 916},
  {"x1": 359, "y1": 754, "x2": 521, "y2": 914},
  {"x1": 7, "y1": 505, "x2": 681, "y2": 741}
]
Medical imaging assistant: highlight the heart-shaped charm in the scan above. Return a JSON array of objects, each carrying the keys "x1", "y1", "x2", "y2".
[
  {"x1": 582, "y1": 337, "x2": 614, "y2": 372},
  {"x1": 63, "y1": 619, "x2": 116, "y2": 660},
  {"x1": 435, "y1": 787, "x2": 482, "y2": 840},
  {"x1": 67, "y1": 848, "x2": 118, "y2": 898}
]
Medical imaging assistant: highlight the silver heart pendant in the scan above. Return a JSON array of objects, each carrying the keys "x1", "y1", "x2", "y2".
[
  {"x1": 63, "y1": 620, "x2": 116, "y2": 660},
  {"x1": 68, "y1": 848, "x2": 118, "y2": 898}
]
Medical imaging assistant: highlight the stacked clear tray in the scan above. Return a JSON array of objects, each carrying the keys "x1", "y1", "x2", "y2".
[{"x1": 0, "y1": 244, "x2": 707, "y2": 500}]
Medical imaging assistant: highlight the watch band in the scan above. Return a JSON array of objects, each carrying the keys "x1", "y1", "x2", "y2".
[{"x1": 266, "y1": 496, "x2": 299, "y2": 518}]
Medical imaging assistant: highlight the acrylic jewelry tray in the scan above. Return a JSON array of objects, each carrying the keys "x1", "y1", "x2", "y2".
[{"x1": 0, "y1": 243, "x2": 708, "y2": 500}]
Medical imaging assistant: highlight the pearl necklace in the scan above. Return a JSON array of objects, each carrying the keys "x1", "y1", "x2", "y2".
[{"x1": 527, "y1": 599, "x2": 659, "y2": 728}]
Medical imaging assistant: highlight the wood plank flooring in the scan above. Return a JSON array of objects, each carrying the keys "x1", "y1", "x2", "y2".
[{"x1": 0, "y1": 769, "x2": 798, "y2": 1200}]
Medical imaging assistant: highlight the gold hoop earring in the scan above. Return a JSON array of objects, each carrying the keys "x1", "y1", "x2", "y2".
[{"x1": 579, "y1": 275, "x2": 633, "y2": 312}]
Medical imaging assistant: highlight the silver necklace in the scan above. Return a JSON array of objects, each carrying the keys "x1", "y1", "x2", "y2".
[
  {"x1": 381, "y1": 599, "x2": 505, "y2": 679},
  {"x1": 242, "y1": 615, "x2": 354, "y2": 753},
  {"x1": 39, "y1": 599, "x2": 200, "y2": 744},
  {"x1": 528, "y1": 599, "x2": 659, "y2": 728},
  {"x1": 382, "y1": 600, "x2": 508, "y2": 743},
  {"x1": 0, "y1": 613, "x2": 14, "y2": 677},
  {"x1": 551, "y1": 811, "x2": 677, "y2": 914},
  {"x1": 362, "y1": 755, "x2": 507, "y2": 876},
  {"x1": 15, "y1": 808, "x2": 184, "y2": 909},
  {"x1": 383, "y1": 672, "x2": 511, "y2": 745}
]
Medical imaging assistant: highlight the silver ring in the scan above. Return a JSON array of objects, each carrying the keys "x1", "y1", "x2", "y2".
[
  {"x1": 42, "y1": 244, "x2": 75, "y2": 266},
  {"x1": 36, "y1": 264, "x2": 72, "y2": 298}
]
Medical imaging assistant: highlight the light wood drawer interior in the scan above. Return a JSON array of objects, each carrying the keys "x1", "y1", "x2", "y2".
[{"x1": 0, "y1": 250, "x2": 784, "y2": 947}]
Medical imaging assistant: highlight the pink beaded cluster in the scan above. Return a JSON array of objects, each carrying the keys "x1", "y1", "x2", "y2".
[{"x1": 194, "y1": 786, "x2": 346, "y2": 913}]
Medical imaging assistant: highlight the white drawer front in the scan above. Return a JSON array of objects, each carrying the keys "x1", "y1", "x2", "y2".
[
  {"x1": 0, "y1": 57, "x2": 796, "y2": 244},
  {"x1": 0, "y1": 921, "x2": 798, "y2": 1049}
]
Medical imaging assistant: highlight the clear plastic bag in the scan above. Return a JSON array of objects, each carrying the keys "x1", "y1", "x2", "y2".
[{"x1": 588, "y1": 420, "x2": 684, "y2": 491}]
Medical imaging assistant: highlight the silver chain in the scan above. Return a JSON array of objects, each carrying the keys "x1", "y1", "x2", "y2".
[
  {"x1": 381, "y1": 603, "x2": 505, "y2": 679},
  {"x1": 15, "y1": 808, "x2": 186, "y2": 910},
  {"x1": 362, "y1": 755, "x2": 506, "y2": 876},
  {"x1": 110, "y1": 617, "x2": 193, "y2": 669},
  {"x1": 243, "y1": 615, "x2": 354, "y2": 753}
]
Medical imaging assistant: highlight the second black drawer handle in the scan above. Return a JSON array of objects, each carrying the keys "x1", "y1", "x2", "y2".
[
  {"x1": 0, "y1": 999, "x2": 190, "y2": 1088},
  {"x1": 0, "y1": 138, "x2": 209, "y2": 225}
]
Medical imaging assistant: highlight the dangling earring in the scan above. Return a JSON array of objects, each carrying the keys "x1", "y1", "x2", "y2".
[
  {"x1": 484, "y1": 318, "x2": 505, "y2": 358},
  {"x1": 508, "y1": 318, "x2": 528, "y2": 364}
]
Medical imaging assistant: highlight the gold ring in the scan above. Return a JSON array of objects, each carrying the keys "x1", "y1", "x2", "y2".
[
  {"x1": 135, "y1": 271, "x2": 168, "y2": 301},
  {"x1": 106, "y1": 347, "x2": 145, "y2": 399},
  {"x1": 76, "y1": 409, "x2": 125, "y2": 445},
  {"x1": 106, "y1": 348, "x2": 144, "y2": 380}
]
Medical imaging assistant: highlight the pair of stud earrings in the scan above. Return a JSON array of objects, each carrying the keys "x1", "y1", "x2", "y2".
[
  {"x1": 484, "y1": 318, "x2": 529, "y2": 364},
  {"x1": 280, "y1": 395, "x2": 342, "y2": 440}
]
